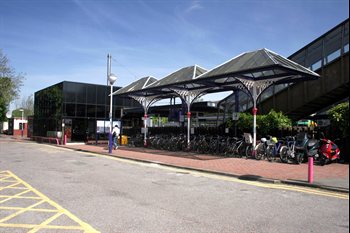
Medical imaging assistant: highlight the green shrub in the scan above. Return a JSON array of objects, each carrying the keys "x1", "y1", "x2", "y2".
[
  {"x1": 235, "y1": 110, "x2": 291, "y2": 136},
  {"x1": 328, "y1": 102, "x2": 349, "y2": 138}
]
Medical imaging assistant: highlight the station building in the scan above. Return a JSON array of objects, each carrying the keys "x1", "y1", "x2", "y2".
[{"x1": 33, "y1": 81, "x2": 141, "y2": 142}]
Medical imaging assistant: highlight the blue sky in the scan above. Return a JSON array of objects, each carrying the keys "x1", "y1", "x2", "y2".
[{"x1": 0, "y1": 0, "x2": 348, "y2": 109}]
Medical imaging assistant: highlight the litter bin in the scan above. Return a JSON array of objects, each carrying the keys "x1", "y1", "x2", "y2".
[{"x1": 121, "y1": 135, "x2": 128, "y2": 145}]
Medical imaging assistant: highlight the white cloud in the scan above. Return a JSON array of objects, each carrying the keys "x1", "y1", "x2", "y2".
[{"x1": 185, "y1": 0, "x2": 203, "y2": 14}]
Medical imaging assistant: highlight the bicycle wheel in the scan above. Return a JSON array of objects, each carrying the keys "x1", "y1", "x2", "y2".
[
  {"x1": 266, "y1": 146, "x2": 274, "y2": 162},
  {"x1": 279, "y1": 146, "x2": 289, "y2": 163},
  {"x1": 238, "y1": 143, "x2": 246, "y2": 158},
  {"x1": 255, "y1": 143, "x2": 264, "y2": 160},
  {"x1": 245, "y1": 145, "x2": 253, "y2": 159}
]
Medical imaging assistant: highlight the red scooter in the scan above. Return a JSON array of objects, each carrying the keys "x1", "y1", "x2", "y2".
[{"x1": 307, "y1": 133, "x2": 340, "y2": 166}]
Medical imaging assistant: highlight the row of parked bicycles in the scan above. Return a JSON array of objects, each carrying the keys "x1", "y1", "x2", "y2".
[
  {"x1": 128, "y1": 133, "x2": 254, "y2": 157},
  {"x1": 128, "y1": 132, "x2": 340, "y2": 165},
  {"x1": 255, "y1": 132, "x2": 340, "y2": 165}
]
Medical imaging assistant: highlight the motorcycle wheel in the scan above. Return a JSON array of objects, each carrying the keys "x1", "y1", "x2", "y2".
[
  {"x1": 319, "y1": 156, "x2": 326, "y2": 166},
  {"x1": 279, "y1": 146, "x2": 288, "y2": 163}
]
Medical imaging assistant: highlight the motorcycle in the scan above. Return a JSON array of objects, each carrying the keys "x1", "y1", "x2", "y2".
[
  {"x1": 294, "y1": 132, "x2": 310, "y2": 164},
  {"x1": 307, "y1": 134, "x2": 340, "y2": 166}
]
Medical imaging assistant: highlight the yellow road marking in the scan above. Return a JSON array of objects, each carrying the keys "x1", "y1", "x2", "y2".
[
  {"x1": 0, "y1": 223, "x2": 85, "y2": 230},
  {"x1": 0, "y1": 189, "x2": 31, "y2": 204},
  {"x1": 0, "y1": 206, "x2": 57, "y2": 212},
  {"x1": 77, "y1": 151, "x2": 349, "y2": 200},
  {"x1": 0, "y1": 170, "x2": 100, "y2": 232},
  {"x1": 28, "y1": 212, "x2": 63, "y2": 233},
  {"x1": 0, "y1": 195, "x2": 41, "y2": 200},
  {"x1": 0, "y1": 182, "x2": 21, "y2": 191},
  {"x1": 0, "y1": 200, "x2": 46, "y2": 223}
]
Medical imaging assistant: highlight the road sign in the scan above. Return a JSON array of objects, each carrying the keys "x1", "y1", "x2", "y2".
[{"x1": 232, "y1": 112, "x2": 240, "y2": 121}]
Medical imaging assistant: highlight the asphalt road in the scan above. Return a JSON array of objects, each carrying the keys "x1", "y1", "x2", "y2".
[{"x1": 0, "y1": 139, "x2": 349, "y2": 233}]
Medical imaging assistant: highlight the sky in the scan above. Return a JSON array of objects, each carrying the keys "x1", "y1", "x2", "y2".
[{"x1": 0, "y1": 0, "x2": 349, "y2": 110}]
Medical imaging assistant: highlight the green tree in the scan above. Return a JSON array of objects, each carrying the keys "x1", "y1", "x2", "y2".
[
  {"x1": 260, "y1": 110, "x2": 292, "y2": 136},
  {"x1": 14, "y1": 95, "x2": 34, "y2": 117},
  {"x1": 235, "y1": 112, "x2": 253, "y2": 132},
  {"x1": 0, "y1": 49, "x2": 24, "y2": 121},
  {"x1": 328, "y1": 102, "x2": 349, "y2": 138},
  {"x1": 235, "y1": 110, "x2": 291, "y2": 136}
]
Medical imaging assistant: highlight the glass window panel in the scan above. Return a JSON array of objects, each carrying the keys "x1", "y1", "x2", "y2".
[
  {"x1": 326, "y1": 49, "x2": 341, "y2": 64},
  {"x1": 344, "y1": 44, "x2": 349, "y2": 53},
  {"x1": 114, "y1": 96, "x2": 123, "y2": 106},
  {"x1": 66, "y1": 103, "x2": 75, "y2": 117},
  {"x1": 324, "y1": 27, "x2": 342, "y2": 58},
  {"x1": 113, "y1": 107, "x2": 120, "y2": 119},
  {"x1": 87, "y1": 105, "x2": 96, "y2": 118},
  {"x1": 274, "y1": 83, "x2": 288, "y2": 94},
  {"x1": 76, "y1": 85, "x2": 87, "y2": 103},
  {"x1": 96, "y1": 86, "x2": 108, "y2": 104},
  {"x1": 311, "y1": 60, "x2": 322, "y2": 71},
  {"x1": 76, "y1": 104, "x2": 86, "y2": 117},
  {"x1": 344, "y1": 21, "x2": 349, "y2": 46},
  {"x1": 64, "y1": 82, "x2": 78, "y2": 103},
  {"x1": 307, "y1": 39, "x2": 323, "y2": 67},
  {"x1": 260, "y1": 86, "x2": 273, "y2": 101},
  {"x1": 86, "y1": 85, "x2": 96, "y2": 104},
  {"x1": 251, "y1": 72, "x2": 264, "y2": 78},
  {"x1": 96, "y1": 105, "x2": 107, "y2": 118}
]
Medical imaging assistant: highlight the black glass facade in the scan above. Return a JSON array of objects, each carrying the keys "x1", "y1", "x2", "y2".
[{"x1": 34, "y1": 81, "x2": 141, "y2": 142}]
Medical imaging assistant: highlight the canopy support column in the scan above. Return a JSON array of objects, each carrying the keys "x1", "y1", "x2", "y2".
[
  {"x1": 236, "y1": 78, "x2": 281, "y2": 151},
  {"x1": 252, "y1": 85, "x2": 258, "y2": 149},
  {"x1": 143, "y1": 113, "x2": 148, "y2": 147},
  {"x1": 187, "y1": 106, "x2": 191, "y2": 148},
  {"x1": 130, "y1": 95, "x2": 160, "y2": 147},
  {"x1": 172, "y1": 88, "x2": 207, "y2": 149}
]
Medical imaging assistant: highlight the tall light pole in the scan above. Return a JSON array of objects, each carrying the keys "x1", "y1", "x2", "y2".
[
  {"x1": 107, "y1": 54, "x2": 117, "y2": 153},
  {"x1": 19, "y1": 108, "x2": 24, "y2": 137}
]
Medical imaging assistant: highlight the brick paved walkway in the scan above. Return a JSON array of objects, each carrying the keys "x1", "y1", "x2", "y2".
[{"x1": 63, "y1": 144, "x2": 349, "y2": 191}]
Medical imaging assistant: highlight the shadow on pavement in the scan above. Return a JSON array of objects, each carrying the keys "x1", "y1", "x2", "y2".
[{"x1": 238, "y1": 174, "x2": 263, "y2": 181}]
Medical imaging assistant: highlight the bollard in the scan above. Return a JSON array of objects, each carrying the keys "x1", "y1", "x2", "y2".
[
  {"x1": 308, "y1": 156, "x2": 314, "y2": 184},
  {"x1": 109, "y1": 132, "x2": 113, "y2": 153}
]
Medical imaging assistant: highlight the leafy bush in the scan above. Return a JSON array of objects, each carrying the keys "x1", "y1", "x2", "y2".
[
  {"x1": 328, "y1": 102, "x2": 349, "y2": 138},
  {"x1": 235, "y1": 110, "x2": 291, "y2": 136}
]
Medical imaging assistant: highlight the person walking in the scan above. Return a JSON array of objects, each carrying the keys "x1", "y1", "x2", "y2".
[{"x1": 112, "y1": 125, "x2": 120, "y2": 149}]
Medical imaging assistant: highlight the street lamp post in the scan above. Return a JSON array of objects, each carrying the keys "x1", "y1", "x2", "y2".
[
  {"x1": 107, "y1": 54, "x2": 117, "y2": 153},
  {"x1": 108, "y1": 73, "x2": 117, "y2": 153},
  {"x1": 19, "y1": 109, "x2": 24, "y2": 137}
]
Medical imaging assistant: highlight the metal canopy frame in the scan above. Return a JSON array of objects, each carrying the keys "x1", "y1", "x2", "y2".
[
  {"x1": 113, "y1": 48, "x2": 320, "y2": 149},
  {"x1": 138, "y1": 65, "x2": 210, "y2": 147},
  {"x1": 113, "y1": 76, "x2": 159, "y2": 146},
  {"x1": 194, "y1": 48, "x2": 320, "y2": 149}
]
